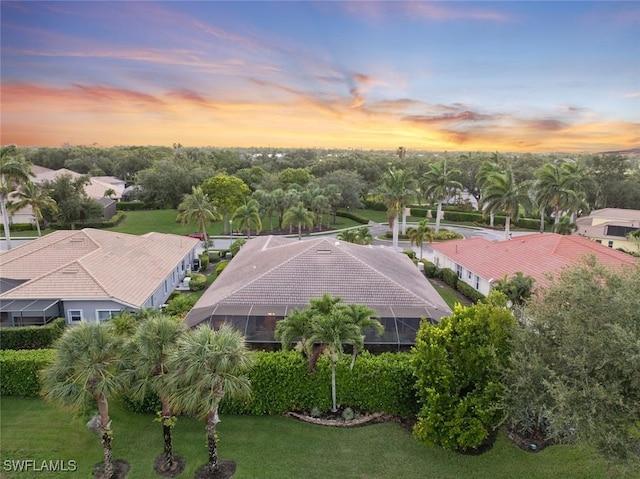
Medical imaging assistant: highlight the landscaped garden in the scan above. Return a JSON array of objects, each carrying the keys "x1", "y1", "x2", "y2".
[{"x1": 0, "y1": 396, "x2": 611, "y2": 479}]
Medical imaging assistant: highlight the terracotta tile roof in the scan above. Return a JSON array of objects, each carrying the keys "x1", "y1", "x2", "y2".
[
  {"x1": 431, "y1": 233, "x2": 638, "y2": 287},
  {"x1": 1, "y1": 229, "x2": 199, "y2": 307},
  {"x1": 185, "y1": 235, "x2": 451, "y2": 328}
]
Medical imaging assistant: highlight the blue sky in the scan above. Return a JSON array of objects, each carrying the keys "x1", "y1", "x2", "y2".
[{"x1": 1, "y1": 1, "x2": 638, "y2": 152}]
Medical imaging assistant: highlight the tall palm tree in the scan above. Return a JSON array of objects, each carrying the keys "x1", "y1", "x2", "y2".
[
  {"x1": 560, "y1": 161, "x2": 594, "y2": 222},
  {"x1": 341, "y1": 303, "x2": 382, "y2": 369},
  {"x1": 476, "y1": 160, "x2": 502, "y2": 227},
  {"x1": 176, "y1": 186, "x2": 221, "y2": 244},
  {"x1": 422, "y1": 160, "x2": 462, "y2": 234},
  {"x1": 252, "y1": 189, "x2": 276, "y2": 232},
  {"x1": 40, "y1": 323, "x2": 125, "y2": 479},
  {"x1": 124, "y1": 315, "x2": 186, "y2": 475},
  {"x1": 232, "y1": 198, "x2": 262, "y2": 239},
  {"x1": 283, "y1": 202, "x2": 314, "y2": 240},
  {"x1": 377, "y1": 167, "x2": 415, "y2": 250},
  {"x1": 274, "y1": 309, "x2": 314, "y2": 356},
  {"x1": 1, "y1": 145, "x2": 32, "y2": 250},
  {"x1": 535, "y1": 163, "x2": 574, "y2": 230},
  {"x1": 306, "y1": 310, "x2": 364, "y2": 412},
  {"x1": 482, "y1": 169, "x2": 532, "y2": 240},
  {"x1": 167, "y1": 324, "x2": 253, "y2": 476},
  {"x1": 407, "y1": 219, "x2": 434, "y2": 260},
  {"x1": 11, "y1": 181, "x2": 57, "y2": 236}
]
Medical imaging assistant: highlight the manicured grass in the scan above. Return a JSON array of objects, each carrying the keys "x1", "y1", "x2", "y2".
[
  {"x1": 0, "y1": 397, "x2": 619, "y2": 479},
  {"x1": 429, "y1": 279, "x2": 471, "y2": 309}
]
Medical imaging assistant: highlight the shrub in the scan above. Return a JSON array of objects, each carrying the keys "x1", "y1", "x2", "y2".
[
  {"x1": 208, "y1": 251, "x2": 221, "y2": 263},
  {"x1": 438, "y1": 268, "x2": 459, "y2": 289},
  {"x1": 9, "y1": 223, "x2": 34, "y2": 232},
  {"x1": 422, "y1": 261, "x2": 438, "y2": 278},
  {"x1": 163, "y1": 294, "x2": 198, "y2": 318},
  {"x1": 515, "y1": 217, "x2": 541, "y2": 231},
  {"x1": 0, "y1": 318, "x2": 66, "y2": 350},
  {"x1": 433, "y1": 229, "x2": 463, "y2": 241},
  {"x1": 199, "y1": 252, "x2": 210, "y2": 271},
  {"x1": 49, "y1": 211, "x2": 126, "y2": 230},
  {"x1": 362, "y1": 199, "x2": 387, "y2": 211},
  {"x1": 188, "y1": 273, "x2": 207, "y2": 291},
  {"x1": 456, "y1": 281, "x2": 486, "y2": 303},
  {"x1": 230, "y1": 238, "x2": 247, "y2": 256},
  {"x1": 116, "y1": 201, "x2": 151, "y2": 211},
  {"x1": 0, "y1": 349, "x2": 55, "y2": 396},
  {"x1": 401, "y1": 250, "x2": 416, "y2": 261},
  {"x1": 215, "y1": 261, "x2": 230, "y2": 277},
  {"x1": 336, "y1": 210, "x2": 369, "y2": 224}
]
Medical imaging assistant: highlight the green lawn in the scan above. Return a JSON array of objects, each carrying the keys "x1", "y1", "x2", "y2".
[{"x1": 0, "y1": 397, "x2": 622, "y2": 479}]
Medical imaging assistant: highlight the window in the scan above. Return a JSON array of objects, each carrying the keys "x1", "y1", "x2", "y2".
[
  {"x1": 96, "y1": 310, "x2": 120, "y2": 322},
  {"x1": 606, "y1": 225, "x2": 637, "y2": 238},
  {"x1": 608, "y1": 241, "x2": 614, "y2": 248},
  {"x1": 164, "y1": 280, "x2": 168, "y2": 294},
  {"x1": 595, "y1": 239, "x2": 602, "y2": 244},
  {"x1": 68, "y1": 310, "x2": 82, "y2": 323},
  {"x1": 467, "y1": 271, "x2": 472, "y2": 280},
  {"x1": 475, "y1": 275, "x2": 480, "y2": 290},
  {"x1": 455, "y1": 264, "x2": 463, "y2": 279}
]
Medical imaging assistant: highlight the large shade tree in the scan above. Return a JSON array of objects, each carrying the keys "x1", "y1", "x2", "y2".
[
  {"x1": 422, "y1": 160, "x2": 462, "y2": 234},
  {"x1": 123, "y1": 315, "x2": 186, "y2": 476},
  {"x1": 168, "y1": 324, "x2": 253, "y2": 477},
  {"x1": 176, "y1": 186, "x2": 221, "y2": 244},
  {"x1": 481, "y1": 168, "x2": 532, "y2": 240},
  {"x1": 201, "y1": 174, "x2": 250, "y2": 234},
  {"x1": 1, "y1": 145, "x2": 32, "y2": 250},
  {"x1": 40, "y1": 323, "x2": 126, "y2": 479}
]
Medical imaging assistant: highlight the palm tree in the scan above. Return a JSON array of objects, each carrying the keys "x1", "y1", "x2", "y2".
[
  {"x1": 337, "y1": 229, "x2": 358, "y2": 243},
  {"x1": 232, "y1": 198, "x2": 262, "y2": 239},
  {"x1": 103, "y1": 188, "x2": 116, "y2": 198},
  {"x1": 341, "y1": 303, "x2": 382, "y2": 369},
  {"x1": 168, "y1": 324, "x2": 252, "y2": 476},
  {"x1": 252, "y1": 189, "x2": 276, "y2": 232},
  {"x1": 535, "y1": 163, "x2": 574, "y2": 230},
  {"x1": 1, "y1": 145, "x2": 32, "y2": 250},
  {"x1": 407, "y1": 219, "x2": 434, "y2": 260},
  {"x1": 176, "y1": 186, "x2": 221, "y2": 244},
  {"x1": 482, "y1": 169, "x2": 532, "y2": 240},
  {"x1": 476, "y1": 160, "x2": 502, "y2": 227},
  {"x1": 560, "y1": 161, "x2": 594, "y2": 222},
  {"x1": 422, "y1": 160, "x2": 462, "y2": 234},
  {"x1": 11, "y1": 181, "x2": 57, "y2": 236},
  {"x1": 555, "y1": 215, "x2": 577, "y2": 235},
  {"x1": 274, "y1": 309, "x2": 314, "y2": 356},
  {"x1": 306, "y1": 309, "x2": 364, "y2": 412},
  {"x1": 283, "y1": 202, "x2": 314, "y2": 240},
  {"x1": 377, "y1": 167, "x2": 415, "y2": 250},
  {"x1": 124, "y1": 315, "x2": 186, "y2": 475},
  {"x1": 40, "y1": 323, "x2": 125, "y2": 479},
  {"x1": 355, "y1": 226, "x2": 373, "y2": 245}
]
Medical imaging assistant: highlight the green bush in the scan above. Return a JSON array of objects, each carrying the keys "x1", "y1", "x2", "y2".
[
  {"x1": 422, "y1": 261, "x2": 438, "y2": 278},
  {"x1": 408, "y1": 207, "x2": 428, "y2": 217},
  {"x1": 401, "y1": 250, "x2": 417, "y2": 261},
  {"x1": 362, "y1": 199, "x2": 387, "y2": 211},
  {"x1": 199, "y1": 252, "x2": 210, "y2": 271},
  {"x1": 515, "y1": 217, "x2": 541, "y2": 230},
  {"x1": 433, "y1": 229, "x2": 463, "y2": 241},
  {"x1": 215, "y1": 261, "x2": 230, "y2": 277},
  {"x1": 188, "y1": 273, "x2": 207, "y2": 291},
  {"x1": 456, "y1": 281, "x2": 486, "y2": 303},
  {"x1": 336, "y1": 210, "x2": 369, "y2": 224},
  {"x1": 438, "y1": 268, "x2": 459, "y2": 289},
  {"x1": 163, "y1": 294, "x2": 198, "y2": 318},
  {"x1": 0, "y1": 318, "x2": 66, "y2": 350},
  {"x1": 49, "y1": 211, "x2": 126, "y2": 230},
  {"x1": 0, "y1": 349, "x2": 55, "y2": 396},
  {"x1": 9, "y1": 223, "x2": 34, "y2": 232},
  {"x1": 208, "y1": 251, "x2": 221, "y2": 263},
  {"x1": 116, "y1": 201, "x2": 152, "y2": 211}
]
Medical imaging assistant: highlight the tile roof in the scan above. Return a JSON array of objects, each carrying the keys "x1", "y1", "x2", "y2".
[
  {"x1": 185, "y1": 235, "x2": 451, "y2": 327},
  {"x1": 32, "y1": 168, "x2": 125, "y2": 200},
  {"x1": 0, "y1": 229, "x2": 199, "y2": 307},
  {"x1": 431, "y1": 233, "x2": 638, "y2": 287},
  {"x1": 587, "y1": 208, "x2": 640, "y2": 222}
]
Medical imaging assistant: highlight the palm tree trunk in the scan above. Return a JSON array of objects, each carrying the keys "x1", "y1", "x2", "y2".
[
  {"x1": 206, "y1": 409, "x2": 221, "y2": 473},
  {"x1": 489, "y1": 211, "x2": 495, "y2": 228},
  {"x1": 331, "y1": 360, "x2": 337, "y2": 412},
  {"x1": 161, "y1": 396, "x2": 174, "y2": 469},
  {"x1": 35, "y1": 218, "x2": 42, "y2": 236},
  {"x1": 297, "y1": 224, "x2": 302, "y2": 240},
  {"x1": 1, "y1": 195, "x2": 13, "y2": 250},
  {"x1": 539, "y1": 209, "x2": 545, "y2": 233},
  {"x1": 392, "y1": 212, "x2": 399, "y2": 250},
  {"x1": 401, "y1": 208, "x2": 407, "y2": 235},
  {"x1": 97, "y1": 394, "x2": 114, "y2": 479},
  {"x1": 435, "y1": 201, "x2": 443, "y2": 234},
  {"x1": 504, "y1": 216, "x2": 511, "y2": 240}
]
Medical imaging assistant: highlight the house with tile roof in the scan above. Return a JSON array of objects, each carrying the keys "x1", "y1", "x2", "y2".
[
  {"x1": 430, "y1": 232, "x2": 638, "y2": 296},
  {"x1": 575, "y1": 208, "x2": 640, "y2": 251},
  {"x1": 0, "y1": 229, "x2": 199, "y2": 326},
  {"x1": 185, "y1": 235, "x2": 451, "y2": 347}
]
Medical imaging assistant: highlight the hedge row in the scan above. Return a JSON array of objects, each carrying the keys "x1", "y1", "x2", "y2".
[
  {"x1": 116, "y1": 201, "x2": 153, "y2": 211},
  {"x1": 9, "y1": 223, "x2": 34, "y2": 232},
  {"x1": 0, "y1": 318, "x2": 66, "y2": 350},
  {"x1": 423, "y1": 261, "x2": 486, "y2": 303},
  {"x1": 335, "y1": 210, "x2": 369, "y2": 225},
  {"x1": 49, "y1": 211, "x2": 126, "y2": 230},
  {"x1": 126, "y1": 350, "x2": 418, "y2": 417},
  {"x1": 0, "y1": 349, "x2": 55, "y2": 396}
]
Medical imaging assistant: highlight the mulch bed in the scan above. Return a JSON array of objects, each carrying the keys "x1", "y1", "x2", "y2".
[
  {"x1": 194, "y1": 461, "x2": 236, "y2": 479},
  {"x1": 93, "y1": 459, "x2": 130, "y2": 479},
  {"x1": 506, "y1": 426, "x2": 554, "y2": 452},
  {"x1": 153, "y1": 454, "x2": 186, "y2": 477}
]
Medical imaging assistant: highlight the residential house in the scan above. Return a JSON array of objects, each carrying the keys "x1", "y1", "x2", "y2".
[
  {"x1": 430, "y1": 232, "x2": 638, "y2": 296},
  {"x1": 185, "y1": 235, "x2": 451, "y2": 347},
  {"x1": 575, "y1": 208, "x2": 640, "y2": 251},
  {"x1": 0, "y1": 229, "x2": 199, "y2": 326}
]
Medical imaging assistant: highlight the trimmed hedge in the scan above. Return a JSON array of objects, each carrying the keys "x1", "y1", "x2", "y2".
[
  {"x1": 456, "y1": 281, "x2": 486, "y2": 303},
  {"x1": 125, "y1": 350, "x2": 419, "y2": 417},
  {"x1": 0, "y1": 349, "x2": 55, "y2": 396},
  {"x1": 0, "y1": 318, "x2": 66, "y2": 350},
  {"x1": 9, "y1": 223, "x2": 34, "y2": 232},
  {"x1": 49, "y1": 211, "x2": 126, "y2": 230},
  {"x1": 437, "y1": 268, "x2": 459, "y2": 289},
  {"x1": 116, "y1": 201, "x2": 151, "y2": 211},
  {"x1": 199, "y1": 252, "x2": 210, "y2": 271},
  {"x1": 336, "y1": 210, "x2": 369, "y2": 225},
  {"x1": 188, "y1": 273, "x2": 207, "y2": 291},
  {"x1": 215, "y1": 261, "x2": 229, "y2": 277},
  {"x1": 362, "y1": 199, "x2": 387, "y2": 211}
]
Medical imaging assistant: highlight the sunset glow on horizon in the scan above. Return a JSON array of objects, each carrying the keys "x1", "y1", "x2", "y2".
[{"x1": 1, "y1": 1, "x2": 638, "y2": 153}]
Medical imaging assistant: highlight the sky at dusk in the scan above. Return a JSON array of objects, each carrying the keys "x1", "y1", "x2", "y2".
[{"x1": 1, "y1": 1, "x2": 638, "y2": 153}]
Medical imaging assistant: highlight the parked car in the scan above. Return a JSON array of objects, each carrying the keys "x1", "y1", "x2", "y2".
[{"x1": 187, "y1": 232, "x2": 206, "y2": 240}]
